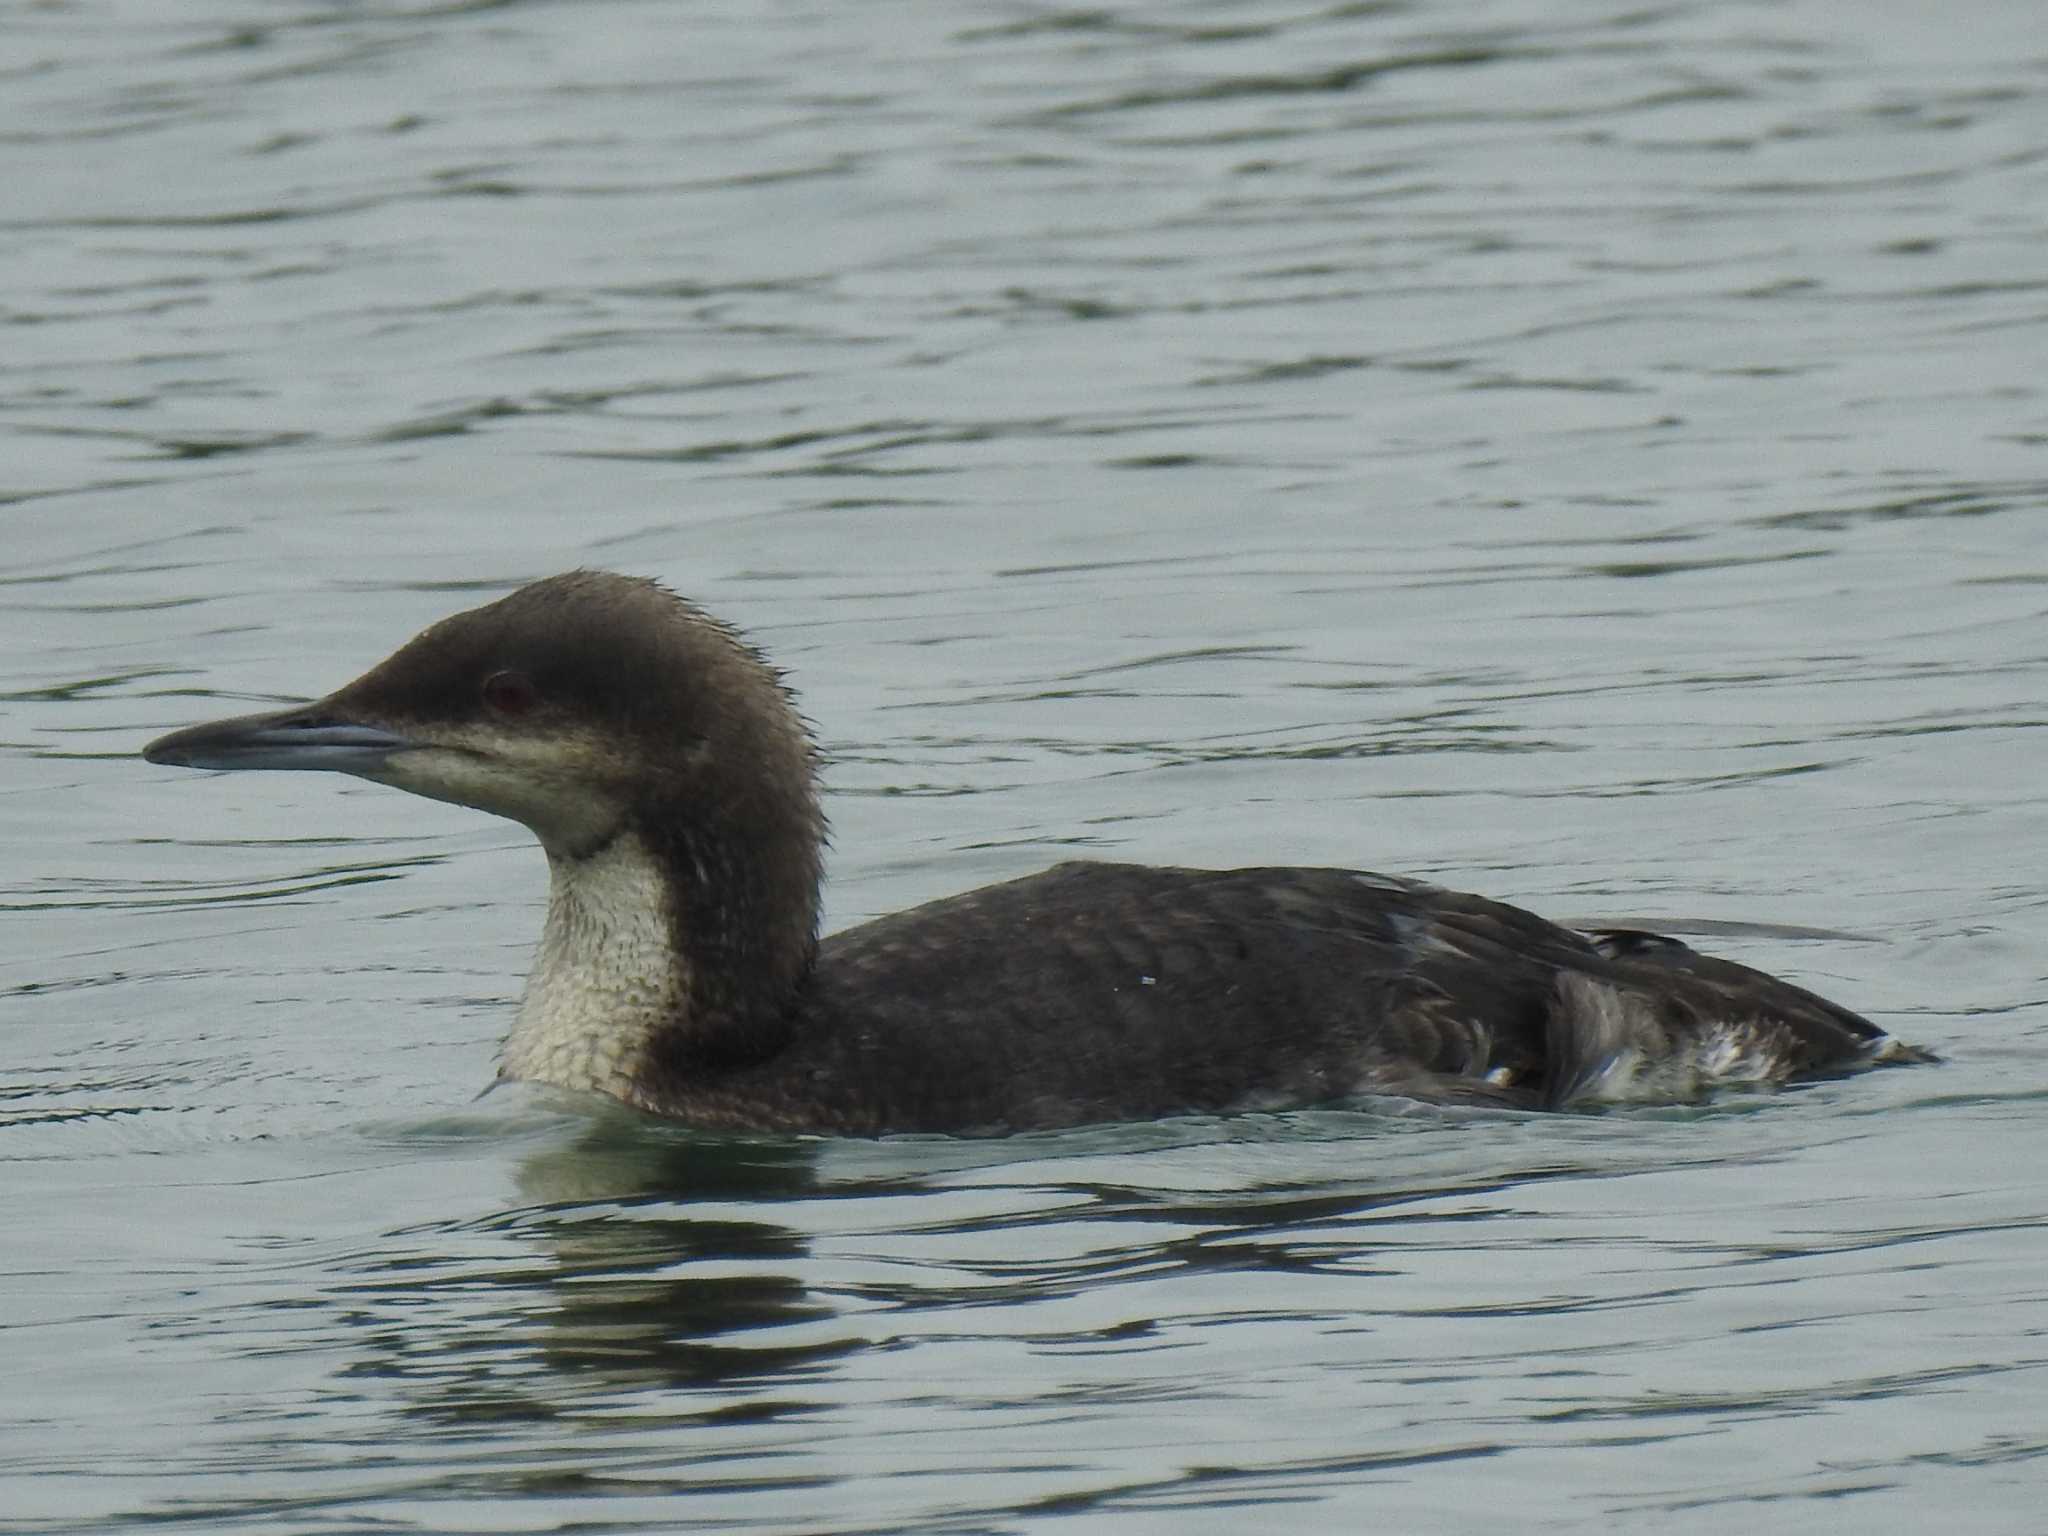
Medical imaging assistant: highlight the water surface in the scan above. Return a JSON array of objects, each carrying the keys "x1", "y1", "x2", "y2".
[{"x1": 5, "y1": 1, "x2": 2047, "y2": 1530}]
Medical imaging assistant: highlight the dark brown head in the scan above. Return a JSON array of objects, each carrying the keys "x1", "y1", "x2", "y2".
[{"x1": 145, "y1": 571, "x2": 827, "y2": 973}]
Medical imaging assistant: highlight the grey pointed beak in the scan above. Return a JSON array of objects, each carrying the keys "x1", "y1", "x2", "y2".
[{"x1": 144, "y1": 704, "x2": 417, "y2": 774}]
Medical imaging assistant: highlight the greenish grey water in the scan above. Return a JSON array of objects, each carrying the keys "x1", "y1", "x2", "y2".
[{"x1": 5, "y1": 0, "x2": 2047, "y2": 1530}]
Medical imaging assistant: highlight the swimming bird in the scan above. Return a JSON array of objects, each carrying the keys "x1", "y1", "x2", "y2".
[{"x1": 143, "y1": 571, "x2": 1925, "y2": 1134}]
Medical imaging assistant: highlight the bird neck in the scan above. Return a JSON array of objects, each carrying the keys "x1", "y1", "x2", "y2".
[
  {"x1": 498, "y1": 808, "x2": 824, "y2": 1102},
  {"x1": 500, "y1": 831, "x2": 685, "y2": 1099}
]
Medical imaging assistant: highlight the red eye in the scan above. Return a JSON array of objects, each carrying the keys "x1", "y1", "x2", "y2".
[{"x1": 482, "y1": 669, "x2": 539, "y2": 717}]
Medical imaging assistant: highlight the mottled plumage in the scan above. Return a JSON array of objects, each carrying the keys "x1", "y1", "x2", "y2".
[{"x1": 632, "y1": 864, "x2": 1911, "y2": 1133}]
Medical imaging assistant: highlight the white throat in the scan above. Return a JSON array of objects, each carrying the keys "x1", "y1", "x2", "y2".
[{"x1": 498, "y1": 831, "x2": 687, "y2": 1100}]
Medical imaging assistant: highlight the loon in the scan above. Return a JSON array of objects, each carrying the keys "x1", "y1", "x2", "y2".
[{"x1": 143, "y1": 570, "x2": 1926, "y2": 1134}]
